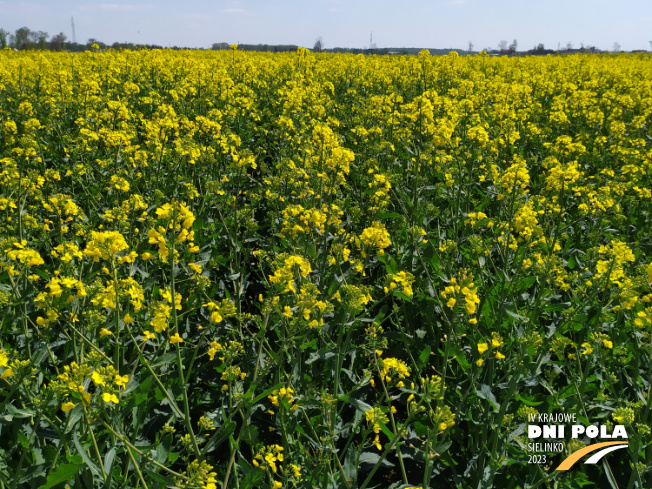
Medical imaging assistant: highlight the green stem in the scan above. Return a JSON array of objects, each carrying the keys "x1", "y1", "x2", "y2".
[
  {"x1": 169, "y1": 210, "x2": 201, "y2": 459},
  {"x1": 124, "y1": 326, "x2": 185, "y2": 418},
  {"x1": 82, "y1": 405, "x2": 107, "y2": 481}
]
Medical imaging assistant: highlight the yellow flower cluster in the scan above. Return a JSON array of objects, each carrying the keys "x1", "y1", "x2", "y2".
[
  {"x1": 84, "y1": 231, "x2": 135, "y2": 264},
  {"x1": 202, "y1": 298, "x2": 237, "y2": 325},
  {"x1": 253, "y1": 444, "x2": 284, "y2": 473},
  {"x1": 440, "y1": 271, "x2": 481, "y2": 316},
  {"x1": 5, "y1": 240, "x2": 44, "y2": 267},
  {"x1": 384, "y1": 270, "x2": 415, "y2": 297},
  {"x1": 176, "y1": 459, "x2": 218, "y2": 489},
  {"x1": 268, "y1": 386, "x2": 298, "y2": 413},
  {"x1": 365, "y1": 407, "x2": 389, "y2": 433},
  {"x1": 359, "y1": 221, "x2": 391, "y2": 255},
  {"x1": 476, "y1": 333, "x2": 505, "y2": 365},
  {"x1": 52, "y1": 361, "x2": 128, "y2": 411},
  {"x1": 268, "y1": 254, "x2": 312, "y2": 294},
  {"x1": 380, "y1": 357, "x2": 411, "y2": 382},
  {"x1": 594, "y1": 240, "x2": 636, "y2": 288}
]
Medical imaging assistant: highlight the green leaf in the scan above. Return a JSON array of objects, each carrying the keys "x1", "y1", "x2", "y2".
[
  {"x1": 204, "y1": 421, "x2": 236, "y2": 453},
  {"x1": 143, "y1": 467, "x2": 174, "y2": 487},
  {"x1": 378, "y1": 419, "x2": 395, "y2": 442},
  {"x1": 154, "y1": 436, "x2": 171, "y2": 464},
  {"x1": 514, "y1": 395, "x2": 543, "y2": 407},
  {"x1": 343, "y1": 446, "x2": 357, "y2": 484},
  {"x1": 475, "y1": 384, "x2": 500, "y2": 412},
  {"x1": 418, "y1": 347, "x2": 431, "y2": 368},
  {"x1": 18, "y1": 431, "x2": 29, "y2": 449},
  {"x1": 103, "y1": 446, "x2": 117, "y2": 489},
  {"x1": 516, "y1": 276, "x2": 536, "y2": 291},
  {"x1": 151, "y1": 352, "x2": 177, "y2": 367},
  {"x1": 344, "y1": 396, "x2": 372, "y2": 413},
  {"x1": 359, "y1": 451, "x2": 394, "y2": 467},
  {"x1": 250, "y1": 382, "x2": 286, "y2": 405},
  {"x1": 300, "y1": 338, "x2": 318, "y2": 350},
  {"x1": 37, "y1": 463, "x2": 83, "y2": 489},
  {"x1": 240, "y1": 467, "x2": 264, "y2": 489},
  {"x1": 505, "y1": 309, "x2": 528, "y2": 322},
  {"x1": 392, "y1": 290, "x2": 412, "y2": 302},
  {"x1": 5, "y1": 404, "x2": 35, "y2": 419},
  {"x1": 73, "y1": 432, "x2": 102, "y2": 477},
  {"x1": 454, "y1": 350, "x2": 471, "y2": 369}
]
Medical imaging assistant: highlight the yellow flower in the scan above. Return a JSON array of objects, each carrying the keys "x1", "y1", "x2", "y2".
[
  {"x1": 477, "y1": 343, "x2": 489, "y2": 354},
  {"x1": 91, "y1": 370, "x2": 105, "y2": 387},
  {"x1": 360, "y1": 222, "x2": 391, "y2": 251},
  {"x1": 114, "y1": 374, "x2": 129, "y2": 389},
  {"x1": 602, "y1": 339, "x2": 613, "y2": 349},
  {"x1": 373, "y1": 435, "x2": 382, "y2": 450},
  {"x1": 61, "y1": 402, "x2": 76, "y2": 412},
  {"x1": 0, "y1": 350, "x2": 8, "y2": 368},
  {"x1": 102, "y1": 392, "x2": 119, "y2": 404},
  {"x1": 495, "y1": 351, "x2": 505, "y2": 360},
  {"x1": 99, "y1": 328, "x2": 112, "y2": 337},
  {"x1": 170, "y1": 333, "x2": 184, "y2": 344}
]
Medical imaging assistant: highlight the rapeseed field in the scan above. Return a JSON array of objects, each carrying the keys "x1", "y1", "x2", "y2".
[{"x1": 1, "y1": 47, "x2": 651, "y2": 488}]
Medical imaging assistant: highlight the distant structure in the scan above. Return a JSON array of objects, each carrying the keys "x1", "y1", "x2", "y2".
[
  {"x1": 369, "y1": 31, "x2": 376, "y2": 50},
  {"x1": 71, "y1": 17, "x2": 76, "y2": 44}
]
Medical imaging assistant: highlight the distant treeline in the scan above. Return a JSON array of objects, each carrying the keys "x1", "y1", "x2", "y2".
[
  {"x1": 211, "y1": 43, "x2": 474, "y2": 55},
  {"x1": 0, "y1": 26, "x2": 191, "y2": 51},
  {"x1": 1, "y1": 26, "x2": 643, "y2": 56}
]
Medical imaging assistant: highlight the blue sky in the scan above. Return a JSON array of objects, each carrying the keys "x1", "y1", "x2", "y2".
[{"x1": 1, "y1": 0, "x2": 651, "y2": 51}]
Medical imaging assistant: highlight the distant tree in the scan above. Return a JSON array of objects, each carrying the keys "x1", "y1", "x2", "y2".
[
  {"x1": 498, "y1": 40, "x2": 508, "y2": 52},
  {"x1": 468, "y1": 41, "x2": 473, "y2": 53},
  {"x1": 31, "y1": 31, "x2": 48, "y2": 50},
  {"x1": 0, "y1": 28, "x2": 8, "y2": 48},
  {"x1": 50, "y1": 32, "x2": 67, "y2": 51},
  {"x1": 566, "y1": 42, "x2": 573, "y2": 51},
  {"x1": 313, "y1": 36, "x2": 323, "y2": 53},
  {"x1": 212, "y1": 42, "x2": 229, "y2": 50},
  {"x1": 612, "y1": 42, "x2": 621, "y2": 53},
  {"x1": 509, "y1": 39, "x2": 518, "y2": 54},
  {"x1": 12, "y1": 26, "x2": 31, "y2": 50}
]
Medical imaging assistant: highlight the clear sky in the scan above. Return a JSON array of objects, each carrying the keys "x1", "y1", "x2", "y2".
[{"x1": 1, "y1": 0, "x2": 651, "y2": 51}]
